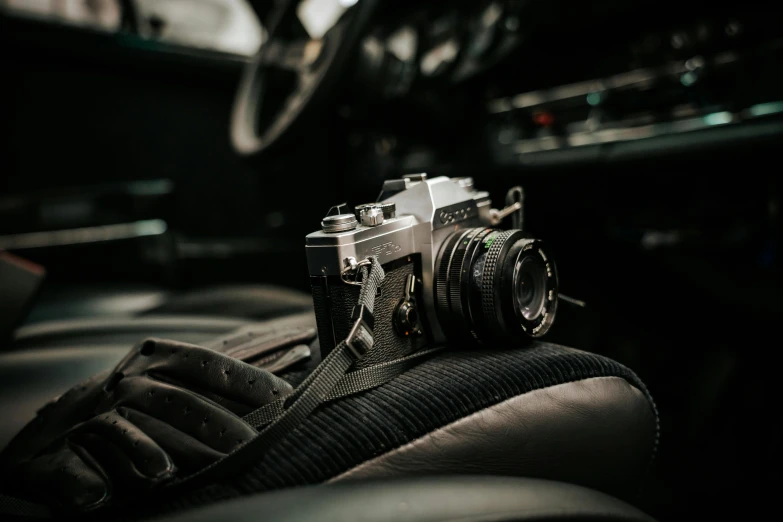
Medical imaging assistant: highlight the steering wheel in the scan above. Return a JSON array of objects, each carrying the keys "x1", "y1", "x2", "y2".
[{"x1": 231, "y1": 0, "x2": 379, "y2": 157}]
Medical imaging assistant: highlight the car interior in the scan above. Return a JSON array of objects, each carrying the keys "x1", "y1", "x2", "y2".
[{"x1": 0, "y1": 0, "x2": 777, "y2": 520}]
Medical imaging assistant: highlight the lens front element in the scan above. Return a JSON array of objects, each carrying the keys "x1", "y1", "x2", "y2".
[{"x1": 514, "y1": 254, "x2": 548, "y2": 322}]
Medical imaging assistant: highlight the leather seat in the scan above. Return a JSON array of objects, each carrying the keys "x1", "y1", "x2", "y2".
[
  {"x1": 0, "y1": 312, "x2": 316, "y2": 450},
  {"x1": 2, "y1": 282, "x2": 314, "y2": 450},
  {"x1": 155, "y1": 476, "x2": 657, "y2": 522},
  {"x1": 0, "y1": 313, "x2": 658, "y2": 513},
  {"x1": 24, "y1": 284, "x2": 314, "y2": 324}
]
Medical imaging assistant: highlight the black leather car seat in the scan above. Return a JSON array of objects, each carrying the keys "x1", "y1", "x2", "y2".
[
  {"x1": 0, "y1": 312, "x2": 315, "y2": 450},
  {"x1": 155, "y1": 476, "x2": 657, "y2": 522},
  {"x1": 24, "y1": 283, "x2": 314, "y2": 324},
  {"x1": 206, "y1": 339, "x2": 658, "y2": 505},
  {"x1": 0, "y1": 281, "x2": 314, "y2": 450},
  {"x1": 0, "y1": 302, "x2": 658, "y2": 521},
  {"x1": 0, "y1": 277, "x2": 310, "y2": 442}
]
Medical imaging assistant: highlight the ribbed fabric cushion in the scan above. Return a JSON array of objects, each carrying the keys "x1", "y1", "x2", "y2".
[{"x1": 134, "y1": 342, "x2": 658, "y2": 518}]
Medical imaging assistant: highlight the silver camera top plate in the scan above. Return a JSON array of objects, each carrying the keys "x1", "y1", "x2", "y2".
[{"x1": 306, "y1": 176, "x2": 491, "y2": 276}]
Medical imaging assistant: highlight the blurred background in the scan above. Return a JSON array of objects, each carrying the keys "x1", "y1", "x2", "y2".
[{"x1": 1, "y1": 0, "x2": 779, "y2": 518}]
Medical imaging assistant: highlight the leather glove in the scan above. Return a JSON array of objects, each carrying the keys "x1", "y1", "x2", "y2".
[{"x1": 0, "y1": 337, "x2": 295, "y2": 513}]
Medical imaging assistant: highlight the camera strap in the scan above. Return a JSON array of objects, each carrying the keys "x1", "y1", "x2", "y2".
[
  {"x1": 172, "y1": 256, "x2": 395, "y2": 489},
  {"x1": 243, "y1": 344, "x2": 444, "y2": 427}
]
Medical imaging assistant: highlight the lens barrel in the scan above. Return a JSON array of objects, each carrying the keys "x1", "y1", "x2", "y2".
[{"x1": 435, "y1": 228, "x2": 558, "y2": 345}]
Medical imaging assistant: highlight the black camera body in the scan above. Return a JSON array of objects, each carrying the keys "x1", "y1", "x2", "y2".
[
  {"x1": 311, "y1": 257, "x2": 422, "y2": 368},
  {"x1": 306, "y1": 174, "x2": 559, "y2": 362}
]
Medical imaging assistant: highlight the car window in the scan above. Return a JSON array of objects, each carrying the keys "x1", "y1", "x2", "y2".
[
  {"x1": 133, "y1": 0, "x2": 265, "y2": 56},
  {"x1": 0, "y1": 0, "x2": 266, "y2": 56},
  {"x1": 1, "y1": 0, "x2": 122, "y2": 31}
]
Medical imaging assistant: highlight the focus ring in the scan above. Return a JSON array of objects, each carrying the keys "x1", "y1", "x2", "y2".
[
  {"x1": 458, "y1": 229, "x2": 492, "y2": 341},
  {"x1": 480, "y1": 230, "x2": 516, "y2": 339},
  {"x1": 447, "y1": 238, "x2": 470, "y2": 321}
]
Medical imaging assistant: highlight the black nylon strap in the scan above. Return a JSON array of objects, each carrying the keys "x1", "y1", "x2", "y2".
[
  {"x1": 325, "y1": 346, "x2": 443, "y2": 401},
  {"x1": 175, "y1": 258, "x2": 385, "y2": 488},
  {"x1": 242, "y1": 400, "x2": 285, "y2": 427},
  {"x1": 357, "y1": 258, "x2": 383, "y2": 306},
  {"x1": 243, "y1": 346, "x2": 443, "y2": 428}
]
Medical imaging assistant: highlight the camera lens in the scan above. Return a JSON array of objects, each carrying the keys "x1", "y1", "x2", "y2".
[
  {"x1": 435, "y1": 228, "x2": 558, "y2": 345},
  {"x1": 514, "y1": 255, "x2": 548, "y2": 322}
]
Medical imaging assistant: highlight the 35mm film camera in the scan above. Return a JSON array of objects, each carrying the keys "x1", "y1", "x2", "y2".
[{"x1": 306, "y1": 174, "x2": 558, "y2": 366}]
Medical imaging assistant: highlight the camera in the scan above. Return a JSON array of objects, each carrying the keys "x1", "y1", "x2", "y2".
[{"x1": 306, "y1": 174, "x2": 558, "y2": 366}]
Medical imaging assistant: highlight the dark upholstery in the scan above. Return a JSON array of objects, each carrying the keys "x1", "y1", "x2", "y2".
[
  {"x1": 0, "y1": 312, "x2": 318, "y2": 451},
  {"x1": 0, "y1": 345, "x2": 128, "y2": 450},
  {"x1": 330, "y1": 376, "x2": 655, "y2": 492},
  {"x1": 24, "y1": 284, "x2": 313, "y2": 324},
  {"x1": 12, "y1": 316, "x2": 250, "y2": 350},
  {"x1": 155, "y1": 476, "x2": 656, "y2": 522},
  {"x1": 0, "y1": 337, "x2": 659, "y2": 516},
  {"x1": 148, "y1": 342, "x2": 657, "y2": 519},
  {"x1": 2, "y1": 281, "x2": 314, "y2": 453},
  {"x1": 23, "y1": 284, "x2": 170, "y2": 324},
  {"x1": 143, "y1": 285, "x2": 314, "y2": 320},
  {"x1": 0, "y1": 285, "x2": 658, "y2": 520}
]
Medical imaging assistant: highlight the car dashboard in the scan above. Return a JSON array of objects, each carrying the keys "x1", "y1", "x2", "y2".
[{"x1": 334, "y1": 1, "x2": 783, "y2": 173}]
